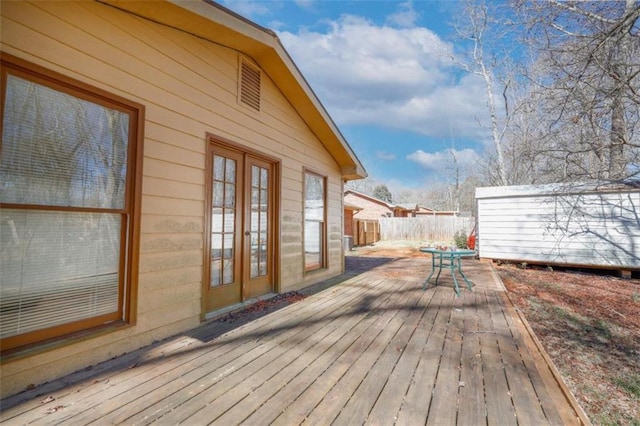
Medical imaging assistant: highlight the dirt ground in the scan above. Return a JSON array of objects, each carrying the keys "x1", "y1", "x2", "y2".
[
  {"x1": 497, "y1": 263, "x2": 640, "y2": 426},
  {"x1": 347, "y1": 241, "x2": 640, "y2": 425}
]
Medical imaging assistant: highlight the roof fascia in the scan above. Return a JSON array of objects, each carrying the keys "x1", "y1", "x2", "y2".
[{"x1": 345, "y1": 189, "x2": 397, "y2": 209}]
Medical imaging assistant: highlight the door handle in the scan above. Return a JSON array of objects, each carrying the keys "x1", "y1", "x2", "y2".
[{"x1": 245, "y1": 231, "x2": 250, "y2": 236}]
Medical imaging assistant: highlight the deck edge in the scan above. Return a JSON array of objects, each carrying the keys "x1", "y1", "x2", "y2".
[{"x1": 488, "y1": 264, "x2": 593, "y2": 426}]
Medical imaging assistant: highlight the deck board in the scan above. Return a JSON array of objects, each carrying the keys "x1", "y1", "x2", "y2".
[
  {"x1": 487, "y1": 291, "x2": 549, "y2": 425},
  {"x1": 395, "y1": 289, "x2": 452, "y2": 425},
  {"x1": 301, "y1": 276, "x2": 416, "y2": 425},
  {"x1": 332, "y1": 280, "x2": 432, "y2": 425},
  {"x1": 0, "y1": 257, "x2": 587, "y2": 425},
  {"x1": 480, "y1": 288, "x2": 519, "y2": 426},
  {"x1": 365, "y1": 283, "x2": 440, "y2": 425},
  {"x1": 457, "y1": 290, "x2": 486, "y2": 425},
  {"x1": 129, "y1": 277, "x2": 393, "y2": 425}
]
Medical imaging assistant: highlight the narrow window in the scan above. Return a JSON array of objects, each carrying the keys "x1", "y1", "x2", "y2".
[
  {"x1": 304, "y1": 171, "x2": 326, "y2": 271},
  {"x1": 0, "y1": 55, "x2": 142, "y2": 352}
]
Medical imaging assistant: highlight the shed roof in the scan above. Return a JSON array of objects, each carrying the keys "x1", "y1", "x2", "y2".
[
  {"x1": 476, "y1": 180, "x2": 640, "y2": 200},
  {"x1": 99, "y1": 0, "x2": 367, "y2": 180}
]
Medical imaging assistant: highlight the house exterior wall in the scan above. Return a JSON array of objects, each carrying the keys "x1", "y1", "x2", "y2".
[
  {"x1": 0, "y1": 0, "x2": 346, "y2": 397},
  {"x1": 344, "y1": 209, "x2": 355, "y2": 236},
  {"x1": 476, "y1": 184, "x2": 640, "y2": 269},
  {"x1": 344, "y1": 193, "x2": 393, "y2": 220}
]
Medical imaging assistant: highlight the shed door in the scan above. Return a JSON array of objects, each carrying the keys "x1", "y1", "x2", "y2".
[{"x1": 204, "y1": 143, "x2": 275, "y2": 313}]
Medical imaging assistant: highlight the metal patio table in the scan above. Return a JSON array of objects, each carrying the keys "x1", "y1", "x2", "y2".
[{"x1": 420, "y1": 247, "x2": 476, "y2": 295}]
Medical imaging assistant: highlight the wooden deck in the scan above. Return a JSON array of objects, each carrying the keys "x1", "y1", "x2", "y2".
[{"x1": 0, "y1": 256, "x2": 589, "y2": 425}]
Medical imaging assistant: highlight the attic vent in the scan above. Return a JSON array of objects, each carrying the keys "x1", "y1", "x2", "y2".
[{"x1": 239, "y1": 59, "x2": 261, "y2": 111}]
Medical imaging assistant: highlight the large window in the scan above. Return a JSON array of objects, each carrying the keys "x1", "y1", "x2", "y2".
[
  {"x1": 0, "y1": 55, "x2": 142, "y2": 352},
  {"x1": 304, "y1": 171, "x2": 326, "y2": 271}
]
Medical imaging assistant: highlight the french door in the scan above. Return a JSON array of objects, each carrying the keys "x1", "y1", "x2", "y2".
[{"x1": 204, "y1": 141, "x2": 276, "y2": 313}]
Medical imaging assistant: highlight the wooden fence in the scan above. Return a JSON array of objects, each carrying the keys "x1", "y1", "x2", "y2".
[
  {"x1": 353, "y1": 219, "x2": 380, "y2": 246},
  {"x1": 379, "y1": 216, "x2": 475, "y2": 242}
]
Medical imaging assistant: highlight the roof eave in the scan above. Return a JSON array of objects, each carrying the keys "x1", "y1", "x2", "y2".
[{"x1": 97, "y1": 0, "x2": 367, "y2": 180}]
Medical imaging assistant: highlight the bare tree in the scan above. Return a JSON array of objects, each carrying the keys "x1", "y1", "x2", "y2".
[
  {"x1": 344, "y1": 176, "x2": 378, "y2": 195},
  {"x1": 453, "y1": 0, "x2": 519, "y2": 186},
  {"x1": 518, "y1": 0, "x2": 640, "y2": 182}
]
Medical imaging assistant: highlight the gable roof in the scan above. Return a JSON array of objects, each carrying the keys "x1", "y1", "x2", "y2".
[
  {"x1": 99, "y1": 0, "x2": 367, "y2": 180},
  {"x1": 344, "y1": 189, "x2": 401, "y2": 210},
  {"x1": 396, "y1": 203, "x2": 418, "y2": 210}
]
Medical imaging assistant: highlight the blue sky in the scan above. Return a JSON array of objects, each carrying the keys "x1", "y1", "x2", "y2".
[{"x1": 221, "y1": 0, "x2": 492, "y2": 190}]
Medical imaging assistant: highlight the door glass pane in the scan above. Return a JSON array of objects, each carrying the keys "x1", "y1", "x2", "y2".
[
  {"x1": 259, "y1": 231, "x2": 268, "y2": 275},
  {"x1": 224, "y1": 183, "x2": 235, "y2": 208},
  {"x1": 211, "y1": 233, "x2": 222, "y2": 259},
  {"x1": 211, "y1": 154, "x2": 237, "y2": 287},
  {"x1": 213, "y1": 182, "x2": 224, "y2": 207},
  {"x1": 211, "y1": 259, "x2": 221, "y2": 286},
  {"x1": 223, "y1": 208, "x2": 235, "y2": 233},
  {"x1": 212, "y1": 208, "x2": 223, "y2": 233},
  {"x1": 252, "y1": 165, "x2": 260, "y2": 186},
  {"x1": 213, "y1": 156, "x2": 224, "y2": 180},
  {"x1": 249, "y1": 165, "x2": 269, "y2": 279},
  {"x1": 250, "y1": 257, "x2": 259, "y2": 279},
  {"x1": 223, "y1": 259, "x2": 234, "y2": 285},
  {"x1": 225, "y1": 158, "x2": 235, "y2": 181},
  {"x1": 223, "y1": 233, "x2": 234, "y2": 259},
  {"x1": 250, "y1": 232, "x2": 259, "y2": 278}
]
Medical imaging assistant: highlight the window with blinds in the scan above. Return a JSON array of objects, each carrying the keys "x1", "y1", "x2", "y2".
[{"x1": 0, "y1": 55, "x2": 142, "y2": 352}]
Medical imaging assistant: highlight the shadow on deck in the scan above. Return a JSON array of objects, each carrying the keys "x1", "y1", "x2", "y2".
[{"x1": 0, "y1": 256, "x2": 589, "y2": 425}]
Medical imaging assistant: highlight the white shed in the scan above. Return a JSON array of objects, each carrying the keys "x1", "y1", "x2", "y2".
[{"x1": 475, "y1": 182, "x2": 640, "y2": 269}]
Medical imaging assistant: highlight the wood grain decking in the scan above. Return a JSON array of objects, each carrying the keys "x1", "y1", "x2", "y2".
[{"x1": 0, "y1": 256, "x2": 589, "y2": 425}]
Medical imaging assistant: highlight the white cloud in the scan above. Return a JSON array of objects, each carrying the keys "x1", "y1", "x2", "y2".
[
  {"x1": 386, "y1": 1, "x2": 420, "y2": 28},
  {"x1": 407, "y1": 148, "x2": 481, "y2": 172},
  {"x1": 277, "y1": 14, "x2": 491, "y2": 140}
]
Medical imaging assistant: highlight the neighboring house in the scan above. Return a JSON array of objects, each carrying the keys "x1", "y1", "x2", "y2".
[
  {"x1": 398, "y1": 204, "x2": 459, "y2": 217},
  {"x1": 344, "y1": 191, "x2": 456, "y2": 219},
  {"x1": 396, "y1": 203, "x2": 418, "y2": 217},
  {"x1": 344, "y1": 190, "x2": 409, "y2": 220},
  {"x1": 476, "y1": 182, "x2": 640, "y2": 270},
  {"x1": 343, "y1": 202, "x2": 362, "y2": 238},
  {"x1": 0, "y1": 0, "x2": 366, "y2": 398},
  {"x1": 412, "y1": 206, "x2": 459, "y2": 216}
]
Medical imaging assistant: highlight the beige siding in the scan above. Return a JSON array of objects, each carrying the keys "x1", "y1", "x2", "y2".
[{"x1": 1, "y1": 0, "x2": 346, "y2": 397}]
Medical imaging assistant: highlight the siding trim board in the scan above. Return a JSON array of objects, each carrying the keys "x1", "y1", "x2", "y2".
[{"x1": 476, "y1": 182, "x2": 640, "y2": 270}]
